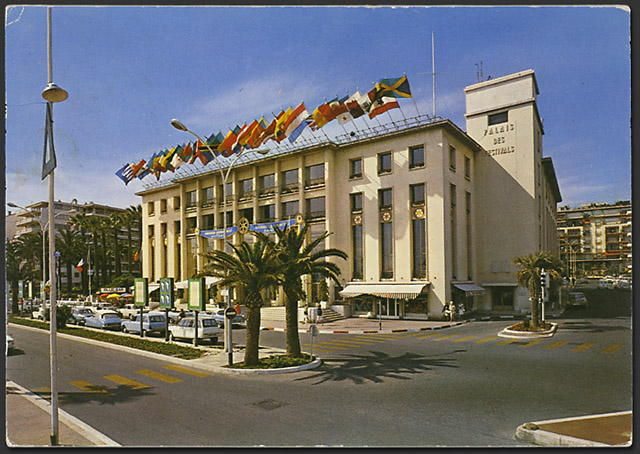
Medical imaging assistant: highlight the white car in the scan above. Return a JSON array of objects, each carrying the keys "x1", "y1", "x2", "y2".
[
  {"x1": 120, "y1": 303, "x2": 146, "y2": 320},
  {"x1": 168, "y1": 316, "x2": 221, "y2": 345}
]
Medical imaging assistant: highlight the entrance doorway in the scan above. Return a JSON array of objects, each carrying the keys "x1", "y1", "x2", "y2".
[{"x1": 377, "y1": 297, "x2": 400, "y2": 318}]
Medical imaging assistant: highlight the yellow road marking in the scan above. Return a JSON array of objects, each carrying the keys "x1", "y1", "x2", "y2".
[
  {"x1": 473, "y1": 336, "x2": 498, "y2": 344},
  {"x1": 432, "y1": 334, "x2": 460, "y2": 341},
  {"x1": 32, "y1": 386, "x2": 51, "y2": 395},
  {"x1": 415, "y1": 332, "x2": 445, "y2": 339},
  {"x1": 453, "y1": 336, "x2": 478, "y2": 343},
  {"x1": 544, "y1": 340, "x2": 568, "y2": 350},
  {"x1": 104, "y1": 374, "x2": 151, "y2": 389},
  {"x1": 572, "y1": 342, "x2": 596, "y2": 352},
  {"x1": 496, "y1": 338, "x2": 518, "y2": 346},
  {"x1": 331, "y1": 339, "x2": 375, "y2": 345},
  {"x1": 163, "y1": 365, "x2": 211, "y2": 377},
  {"x1": 135, "y1": 369, "x2": 183, "y2": 383},
  {"x1": 521, "y1": 338, "x2": 546, "y2": 348},
  {"x1": 601, "y1": 344, "x2": 623, "y2": 354},
  {"x1": 69, "y1": 380, "x2": 110, "y2": 394},
  {"x1": 303, "y1": 343, "x2": 349, "y2": 350}
]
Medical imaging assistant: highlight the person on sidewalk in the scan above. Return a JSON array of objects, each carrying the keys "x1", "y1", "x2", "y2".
[
  {"x1": 316, "y1": 305, "x2": 323, "y2": 324},
  {"x1": 447, "y1": 301, "x2": 455, "y2": 322}
]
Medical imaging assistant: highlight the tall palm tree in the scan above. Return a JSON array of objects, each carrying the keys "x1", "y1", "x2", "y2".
[
  {"x1": 272, "y1": 225, "x2": 347, "y2": 358},
  {"x1": 126, "y1": 205, "x2": 142, "y2": 276},
  {"x1": 109, "y1": 213, "x2": 123, "y2": 278},
  {"x1": 6, "y1": 239, "x2": 27, "y2": 313},
  {"x1": 201, "y1": 233, "x2": 281, "y2": 366},
  {"x1": 513, "y1": 252, "x2": 564, "y2": 328},
  {"x1": 70, "y1": 213, "x2": 90, "y2": 295},
  {"x1": 57, "y1": 228, "x2": 81, "y2": 296}
]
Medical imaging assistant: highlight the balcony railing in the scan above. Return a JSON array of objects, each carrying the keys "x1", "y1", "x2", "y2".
[
  {"x1": 258, "y1": 187, "x2": 277, "y2": 198},
  {"x1": 280, "y1": 183, "x2": 299, "y2": 194},
  {"x1": 238, "y1": 190, "x2": 255, "y2": 202},
  {"x1": 305, "y1": 177, "x2": 325, "y2": 189}
]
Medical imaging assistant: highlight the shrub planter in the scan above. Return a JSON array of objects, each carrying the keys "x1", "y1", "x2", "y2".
[{"x1": 498, "y1": 321, "x2": 558, "y2": 338}]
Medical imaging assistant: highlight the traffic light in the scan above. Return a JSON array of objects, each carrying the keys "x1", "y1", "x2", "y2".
[{"x1": 540, "y1": 269, "x2": 548, "y2": 289}]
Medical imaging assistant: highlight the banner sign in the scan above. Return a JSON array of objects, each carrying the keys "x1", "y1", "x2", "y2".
[
  {"x1": 187, "y1": 278, "x2": 206, "y2": 311},
  {"x1": 134, "y1": 278, "x2": 148, "y2": 307},
  {"x1": 198, "y1": 219, "x2": 296, "y2": 239},
  {"x1": 159, "y1": 278, "x2": 174, "y2": 309}
]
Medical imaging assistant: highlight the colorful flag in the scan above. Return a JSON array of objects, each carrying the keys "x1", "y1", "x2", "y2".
[
  {"x1": 180, "y1": 142, "x2": 194, "y2": 160},
  {"x1": 160, "y1": 147, "x2": 177, "y2": 170},
  {"x1": 275, "y1": 107, "x2": 293, "y2": 143},
  {"x1": 329, "y1": 95, "x2": 349, "y2": 116},
  {"x1": 133, "y1": 250, "x2": 139, "y2": 262},
  {"x1": 238, "y1": 120, "x2": 258, "y2": 147},
  {"x1": 311, "y1": 102, "x2": 335, "y2": 129},
  {"x1": 258, "y1": 116, "x2": 278, "y2": 145},
  {"x1": 368, "y1": 95, "x2": 400, "y2": 119},
  {"x1": 137, "y1": 167, "x2": 151, "y2": 180},
  {"x1": 345, "y1": 92, "x2": 367, "y2": 119},
  {"x1": 170, "y1": 151, "x2": 185, "y2": 169},
  {"x1": 76, "y1": 259, "x2": 84, "y2": 273},
  {"x1": 115, "y1": 163, "x2": 135, "y2": 185},
  {"x1": 288, "y1": 120, "x2": 308, "y2": 143},
  {"x1": 248, "y1": 117, "x2": 267, "y2": 148},
  {"x1": 219, "y1": 125, "x2": 242, "y2": 157},
  {"x1": 374, "y1": 75, "x2": 412, "y2": 100},
  {"x1": 283, "y1": 103, "x2": 308, "y2": 136},
  {"x1": 132, "y1": 159, "x2": 147, "y2": 177}
]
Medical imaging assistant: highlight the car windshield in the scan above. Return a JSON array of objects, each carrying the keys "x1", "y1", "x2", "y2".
[
  {"x1": 202, "y1": 319, "x2": 217, "y2": 327},
  {"x1": 149, "y1": 315, "x2": 164, "y2": 322}
]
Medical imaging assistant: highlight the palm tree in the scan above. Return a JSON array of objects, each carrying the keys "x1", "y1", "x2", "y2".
[
  {"x1": 201, "y1": 233, "x2": 281, "y2": 366},
  {"x1": 109, "y1": 213, "x2": 123, "y2": 277},
  {"x1": 6, "y1": 239, "x2": 26, "y2": 313},
  {"x1": 513, "y1": 252, "x2": 564, "y2": 328},
  {"x1": 126, "y1": 205, "x2": 142, "y2": 276},
  {"x1": 57, "y1": 228, "x2": 81, "y2": 296},
  {"x1": 70, "y1": 213, "x2": 90, "y2": 296},
  {"x1": 272, "y1": 225, "x2": 347, "y2": 358}
]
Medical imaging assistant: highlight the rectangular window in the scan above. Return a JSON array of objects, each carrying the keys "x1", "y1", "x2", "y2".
[
  {"x1": 465, "y1": 156, "x2": 471, "y2": 179},
  {"x1": 306, "y1": 197, "x2": 325, "y2": 220},
  {"x1": 239, "y1": 178, "x2": 254, "y2": 200},
  {"x1": 412, "y1": 217, "x2": 426, "y2": 279},
  {"x1": 380, "y1": 222, "x2": 394, "y2": 279},
  {"x1": 352, "y1": 223, "x2": 363, "y2": 280},
  {"x1": 186, "y1": 217, "x2": 197, "y2": 235},
  {"x1": 379, "y1": 188, "x2": 393, "y2": 209},
  {"x1": 349, "y1": 158, "x2": 362, "y2": 179},
  {"x1": 160, "y1": 199, "x2": 167, "y2": 213},
  {"x1": 225, "y1": 182, "x2": 233, "y2": 200},
  {"x1": 260, "y1": 204, "x2": 275, "y2": 223},
  {"x1": 450, "y1": 184, "x2": 457, "y2": 279},
  {"x1": 409, "y1": 145, "x2": 425, "y2": 169},
  {"x1": 488, "y1": 111, "x2": 508, "y2": 125},
  {"x1": 201, "y1": 214, "x2": 214, "y2": 230},
  {"x1": 305, "y1": 164, "x2": 324, "y2": 188},
  {"x1": 225, "y1": 211, "x2": 234, "y2": 227},
  {"x1": 148, "y1": 201, "x2": 155, "y2": 215},
  {"x1": 258, "y1": 174, "x2": 275, "y2": 196},
  {"x1": 239, "y1": 208, "x2": 253, "y2": 224},
  {"x1": 173, "y1": 196, "x2": 181, "y2": 211},
  {"x1": 350, "y1": 193, "x2": 363, "y2": 212},
  {"x1": 281, "y1": 200, "x2": 299, "y2": 219},
  {"x1": 281, "y1": 169, "x2": 299, "y2": 194},
  {"x1": 410, "y1": 183, "x2": 425, "y2": 206},
  {"x1": 201, "y1": 187, "x2": 214, "y2": 206},
  {"x1": 449, "y1": 146, "x2": 456, "y2": 171},
  {"x1": 378, "y1": 152, "x2": 392, "y2": 174},
  {"x1": 186, "y1": 191, "x2": 197, "y2": 209}
]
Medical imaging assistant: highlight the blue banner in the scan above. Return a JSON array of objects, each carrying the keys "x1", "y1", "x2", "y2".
[{"x1": 199, "y1": 226, "x2": 238, "y2": 239}]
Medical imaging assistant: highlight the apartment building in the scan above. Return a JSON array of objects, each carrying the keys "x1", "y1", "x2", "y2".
[
  {"x1": 557, "y1": 201, "x2": 632, "y2": 277},
  {"x1": 137, "y1": 69, "x2": 561, "y2": 318}
]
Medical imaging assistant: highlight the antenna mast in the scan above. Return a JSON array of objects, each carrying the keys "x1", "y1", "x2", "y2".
[{"x1": 431, "y1": 31, "x2": 436, "y2": 118}]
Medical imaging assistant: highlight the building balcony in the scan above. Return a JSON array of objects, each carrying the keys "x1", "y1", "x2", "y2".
[
  {"x1": 280, "y1": 183, "x2": 299, "y2": 195},
  {"x1": 258, "y1": 187, "x2": 277, "y2": 198},
  {"x1": 305, "y1": 178, "x2": 325, "y2": 190},
  {"x1": 238, "y1": 191, "x2": 255, "y2": 202}
]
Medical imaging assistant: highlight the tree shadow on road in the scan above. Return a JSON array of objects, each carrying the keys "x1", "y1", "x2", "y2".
[
  {"x1": 18, "y1": 385, "x2": 157, "y2": 406},
  {"x1": 557, "y1": 320, "x2": 631, "y2": 333},
  {"x1": 295, "y1": 350, "x2": 460, "y2": 385}
]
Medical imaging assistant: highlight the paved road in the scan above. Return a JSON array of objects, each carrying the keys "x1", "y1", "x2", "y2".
[{"x1": 6, "y1": 316, "x2": 631, "y2": 447}]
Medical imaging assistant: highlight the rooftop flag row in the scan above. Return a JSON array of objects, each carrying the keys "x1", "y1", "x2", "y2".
[{"x1": 116, "y1": 75, "x2": 412, "y2": 185}]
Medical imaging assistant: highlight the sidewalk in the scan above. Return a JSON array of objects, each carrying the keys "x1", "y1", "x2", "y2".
[{"x1": 6, "y1": 316, "x2": 630, "y2": 447}]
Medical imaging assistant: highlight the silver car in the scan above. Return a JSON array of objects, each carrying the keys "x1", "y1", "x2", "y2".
[
  {"x1": 169, "y1": 316, "x2": 221, "y2": 344},
  {"x1": 84, "y1": 311, "x2": 123, "y2": 330}
]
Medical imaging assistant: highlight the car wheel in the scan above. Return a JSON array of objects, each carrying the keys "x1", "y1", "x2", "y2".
[{"x1": 122, "y1": 327, "x2": 128, "y2": 333}]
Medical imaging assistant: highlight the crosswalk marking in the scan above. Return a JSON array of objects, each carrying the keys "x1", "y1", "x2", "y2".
[
  {"x1": 32, "y1": 386, "x2": 51, "y2": 395},
  {"x1": 302, "y1": 345, "x2": 335, "y2": 352},
  {"x1": 453, "y1": 336, "x2": 478, "y2": 343},
  {"x1": 163, "y1": 365, "x2": 211, "y2": 377},
  {"x1": 309, "y1": 343, "x2": 350, "y2": 350},
  {"x1": 329, "y1": 339, "x2": 376, "y2": 345},
  {"x1": 601, "y1": 344, "x2": 623, "y2": 354},
  {"x1": 432, "y1": 334, "x2": 459, "y2": 341},
  {"x1": 104, "y1": 374, "x2": 151, "y2": 389},
  {"x1": 69, "y1": 380, "x2": 111, "y2": 394},
  {"x1": 544, "y1": 340, "x2": 568, "y2": 350},
  {"x1": 496, "y1": 338, "x2": 518, "y2": 346},
  {"x1": 572, "y1": 342, "x2": 596, "y2": 352},
  {"x1": 415, "y1": 332, "x2": 445, "y2": 339},
  {"x1": 521, "y1": 338, "x2": 546, "y2": 348},
  {"x1": 473, "y1": 336, "x2": 498, "y2": 344},
  {"x1": 136, "y1": 369, "x2": 183, "y2": 383}
]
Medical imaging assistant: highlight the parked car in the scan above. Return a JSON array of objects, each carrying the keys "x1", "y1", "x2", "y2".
[
  {"x1": 122, "y1": 312, "x2": 167, "y2": 336},
  {"x1": 84, "y1": 311, "x2": 123, "y2": 330},
  {"x1": 168, "y1": 316, "x2": 221, "y2": 344},
  {"x1": 69, "y1": 307, "x2": 95, "y2": 325},
  {"x1": 120, "y1": 303, "x2": 146, "y2": 320},
  {"x1": 207, "y1": 308, "x2": 245, "y2": 327},
  {"x1": 566, "y1": 292, "x2": 588, "y2": 309}
]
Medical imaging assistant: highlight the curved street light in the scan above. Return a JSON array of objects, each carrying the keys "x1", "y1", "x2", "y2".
[{"x1": 171, "y1": 119, "x2": 268, "y2": 363}]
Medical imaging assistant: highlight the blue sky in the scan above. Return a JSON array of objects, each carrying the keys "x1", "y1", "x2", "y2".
[{"x1": 5, "y1": 5, "x2": 631, "y2": 214}]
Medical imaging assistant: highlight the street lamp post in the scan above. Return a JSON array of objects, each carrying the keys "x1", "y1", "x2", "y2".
[
  {"x1": 41, "y1": 6, "x2": 68, "y2": 446},
  {"x1": 170, "y1": 119, "x2": 267, "y2": 364}
]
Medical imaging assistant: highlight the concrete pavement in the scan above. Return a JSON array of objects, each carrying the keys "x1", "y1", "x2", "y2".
[{"x1": 5, "y1": 316, "x2": 631, "y2": 447}]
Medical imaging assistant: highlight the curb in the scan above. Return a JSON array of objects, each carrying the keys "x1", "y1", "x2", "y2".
[
  {"x1": 260, "y1": 320, "x2": 469, "y2": 334},
  {"x1": 6, "y1": 380, "x2": 120, "y2": 447},
  {"x1": 498, "y1": 322, "x2": 558, "y2": 339},
  {"x1": 217, "y1": 357, "x2": 323, "y2": 375}
]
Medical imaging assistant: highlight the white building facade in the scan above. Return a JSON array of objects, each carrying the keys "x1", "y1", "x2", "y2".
[{"x1": 137, "y1": 69, "x2": 561, "y2": 319}]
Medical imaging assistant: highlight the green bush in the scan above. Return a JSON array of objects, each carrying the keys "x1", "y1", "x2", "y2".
[{"x1": 229, "y1": 354, "x2": 314, "y2": 369}]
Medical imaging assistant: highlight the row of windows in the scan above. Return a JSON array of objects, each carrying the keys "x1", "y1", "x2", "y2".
[
  {"x1": 349, "y1": 145, "x2": 471, "y2": 179},
  {"x1": 350, "y1": 184, "x2": 426, "y2": 213}
]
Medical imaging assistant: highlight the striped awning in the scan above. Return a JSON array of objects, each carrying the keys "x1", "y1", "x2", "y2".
[
  {"x1": 453, "y1": 283, "x2": 486, "y2": 296},
  {"x1": 340, "y1": 282, "x2": 429, "y2": 299}
]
